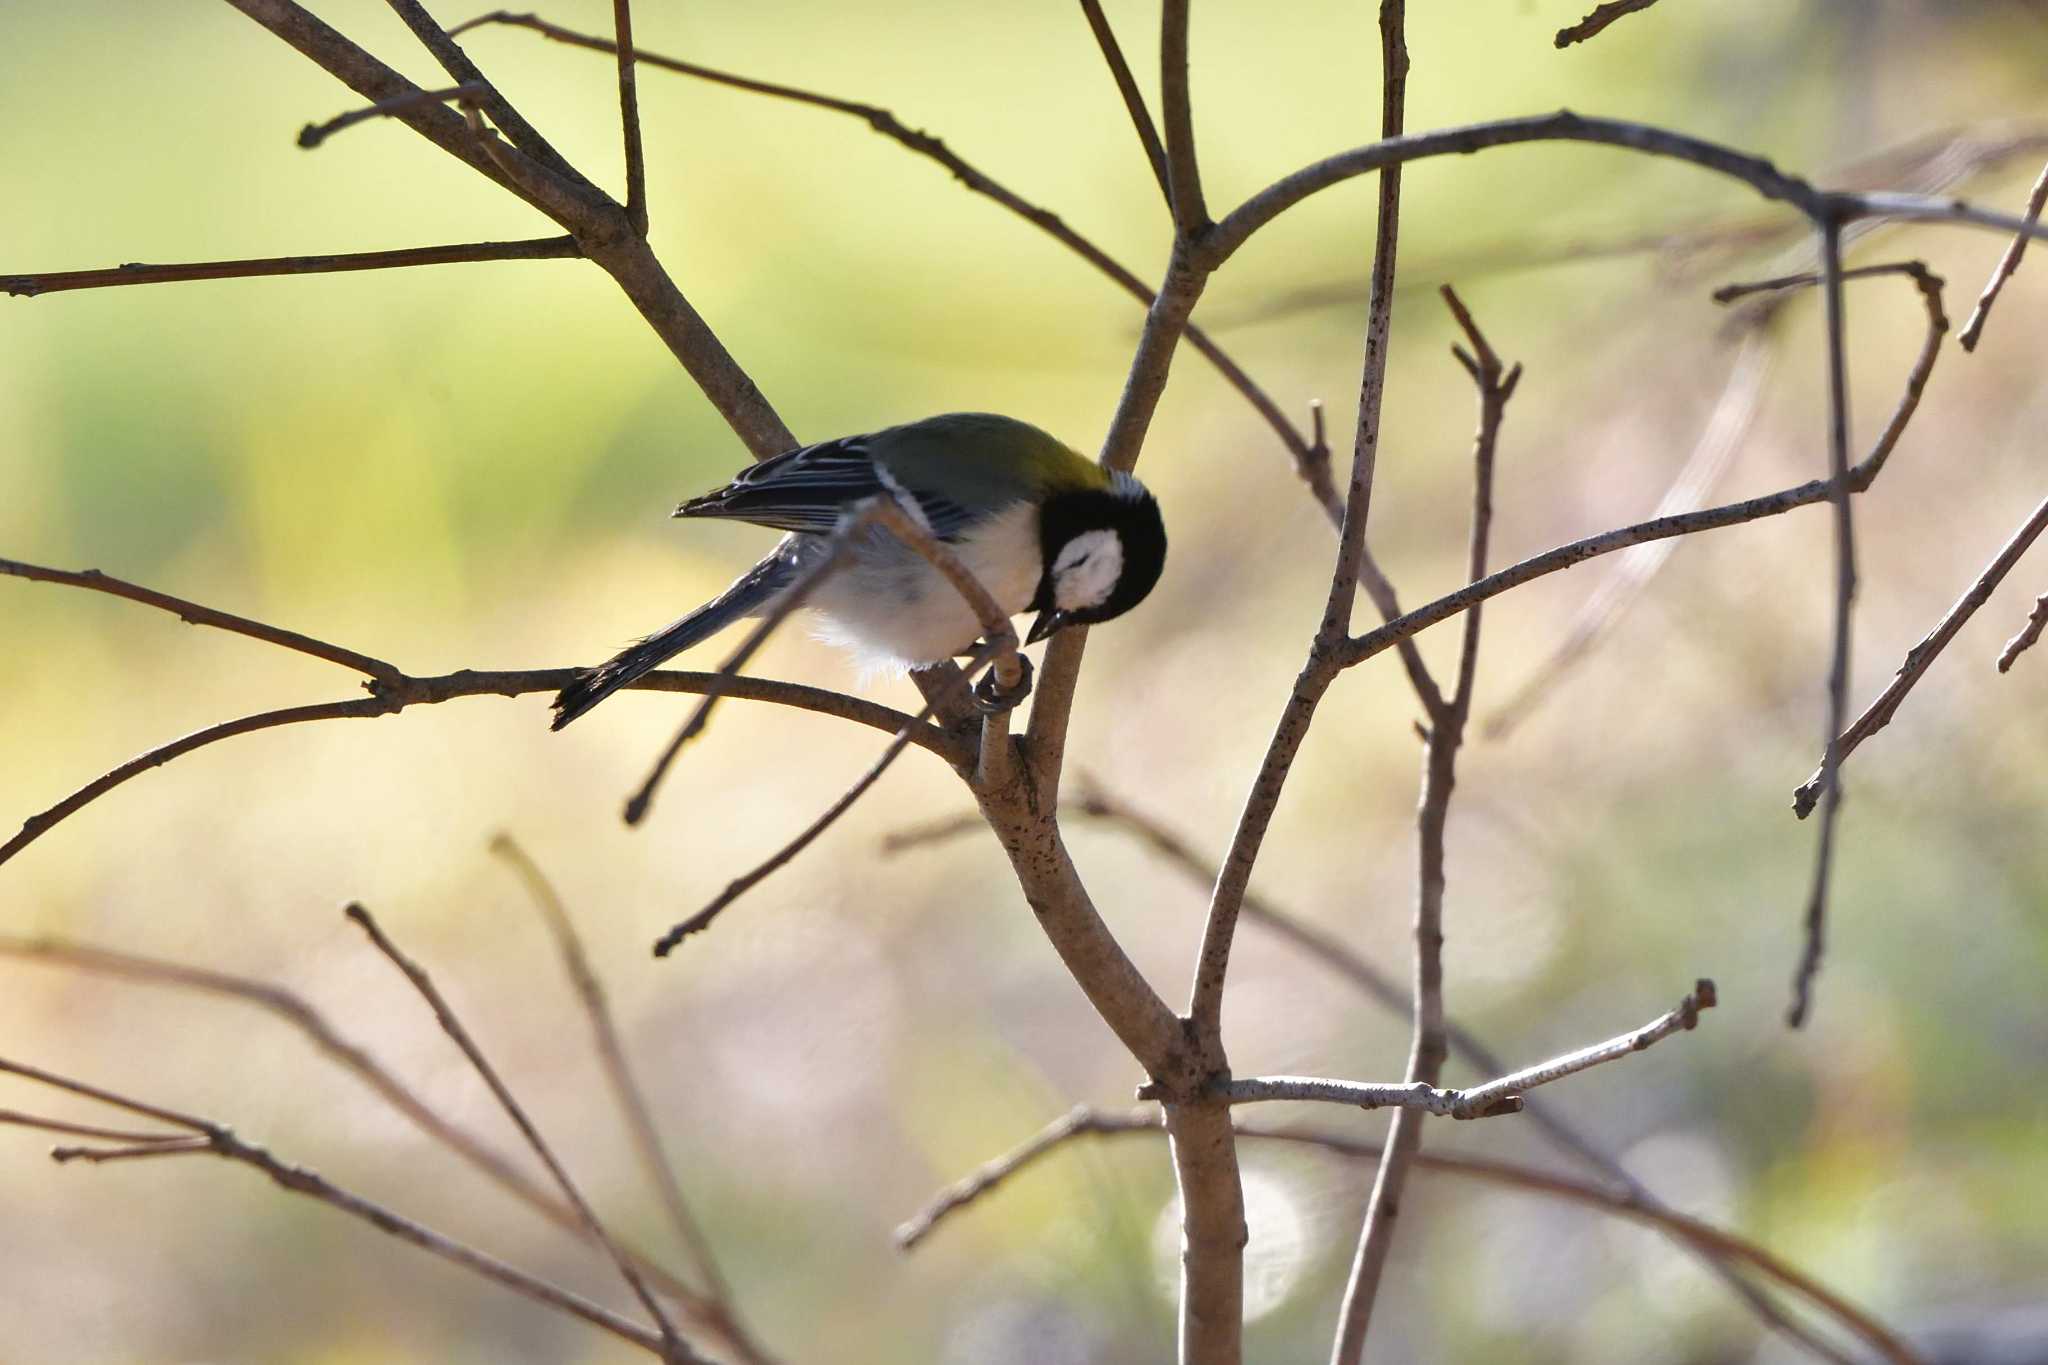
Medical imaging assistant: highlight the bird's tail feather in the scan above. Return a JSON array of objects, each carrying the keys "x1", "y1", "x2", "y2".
[{"x1": 550, "y1": 556, "x2": 794, "y2": 730}]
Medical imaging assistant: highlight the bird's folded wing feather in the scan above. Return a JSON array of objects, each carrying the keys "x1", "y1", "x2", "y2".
[{"x1": 676, "y1": 435, "x2": 973, "y2": 538}]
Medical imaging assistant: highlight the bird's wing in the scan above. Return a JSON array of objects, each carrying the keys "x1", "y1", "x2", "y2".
[{"x1": 675, "y1": 434, "x2": 973, "y2": 538}]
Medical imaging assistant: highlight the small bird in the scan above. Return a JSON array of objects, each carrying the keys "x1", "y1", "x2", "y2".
[{"x1": 550, "y1": 412, "x2": 1167, "y2": 729}]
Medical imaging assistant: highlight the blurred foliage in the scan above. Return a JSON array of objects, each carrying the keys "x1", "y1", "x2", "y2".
[{"x1": 3, "y1": 1, "x2": 2047, "y2": 1362}]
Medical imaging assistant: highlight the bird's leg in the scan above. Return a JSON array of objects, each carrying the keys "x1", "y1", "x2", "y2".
[{"x1": 972, "y1": 650, "x2": 1034, "y2": 714}]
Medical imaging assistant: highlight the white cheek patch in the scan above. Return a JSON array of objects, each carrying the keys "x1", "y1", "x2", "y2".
[{"x1": 1053, "y1": 528, "x2": 1124, "y2": 611}]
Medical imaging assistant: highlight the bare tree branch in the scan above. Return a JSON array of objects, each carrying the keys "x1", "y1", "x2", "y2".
[
  {"x1": 1077, "y1": 0, "x2": 1171, "y2": 203},
  {"x1": 489, "y1": 838, "x2": 746, "y2": 1335},
  {"x1": 297, "y1": 81, "x2": 488, "y2": 148},
  {"x1": 344, "y1": 904, "x2": 687, "y2": 1356},
  {"x1": 2, "y1": 236, "x2": 581, "y2": 298},
  {"x1": 1999, "y1": 593, "x2": 2048, "y2": 672},
  {"x1": 1335, "y1": 277, "x2": 1518, "y2": 1364},
  {"x1": 0, "y1": 1056, "x2": 684, "y2": 1356},
  {"x1": 1793, "y1": 493, "x2": 2048, "y2": 812},
  {"x1": 444, "y1": 10, "x2": 1316, "y2": 472},
  {"x1": 0, "y1": 934, "x2": 768, "y2": 1360},
  {"x1": 1554, "y1": 0, "x2": 1668, "y2": 48},
  {"x1": 1957, "y1": 158, "x2": 2048, "y2": 350},
  {"x1": 611, "y1": 0, "x2": 648, "y2": 235},
  {"x1": 653, "y1": 691, "x2": 946, "y2": 954},
  {"x1": 1786, "y1": 218, "x2": 1858, "y2": 1031},
  {"x1": 1158, "y1": 0, "x2": 1208, "y2": 237},
  {"x1": 898, "y1": 1107, "x2": 1924, "y2": 1365}
]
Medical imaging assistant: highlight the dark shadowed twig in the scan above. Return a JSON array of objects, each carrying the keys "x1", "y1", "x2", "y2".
[
  {"x1": 489, "y1": 837, "x2": 745, "y2": 1329},
  {"x1": 611, "y1": 0, "x2": 647, "y2": 235},
  {"x1": 0, "y1": 933, "x2": 766, "y2": 1360},
  {"x1": 1077, "y1": 0, "x2": 1170, "y2": 203},
  {"x1": 1793, "y1": 494, "x2": 2048, "y2": 811},
  {"x1": 1554, "y1": 0, "x2": 1667, "y2": 48},
  {"x1": 2, "y1": 237, "x2": 581, "y2": 298},
  {"x1": 0, "y1": 1054, "x2": 683, "y2": 1358},
  {"x1": 897, "y1": 1107, "x2": 1923, "y2": 1365},
  {"x1": 297, "y1": 81, "x2": 487, "y2": 147},
  {"x1": 1786, "y1": 219, "x2": 1857, "y2": 1031},
  {"x1": 344, "y1": 904, "x2": 687, "y2": 1355},
  {"x1": 1957, "y1": 159, "x2": 2048, "y2": 350},
  {"x1": 2000, "y1": 594, "x2": 2048, "y2": 672}
]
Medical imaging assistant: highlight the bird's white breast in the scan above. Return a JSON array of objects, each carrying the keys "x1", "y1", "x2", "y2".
[{"x1": 808, "y1": 501, "x2": 1041, "y2": 673}]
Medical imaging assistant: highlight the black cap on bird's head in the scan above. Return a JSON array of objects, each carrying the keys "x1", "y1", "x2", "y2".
[{"x1": 1027, "y1": 472, "x2": 1168, "y2": 645}]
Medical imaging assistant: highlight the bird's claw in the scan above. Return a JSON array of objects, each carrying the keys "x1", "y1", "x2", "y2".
[{"x1": 973, "y1": 651, "x2": 1034, "y2": 714}]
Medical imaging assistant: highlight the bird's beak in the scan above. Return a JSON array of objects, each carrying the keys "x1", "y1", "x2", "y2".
[{"x1": 1026, "y1": 608, "x2": 1070, "y2": 645}]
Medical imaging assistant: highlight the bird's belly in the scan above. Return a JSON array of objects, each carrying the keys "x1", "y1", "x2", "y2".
[{"x1": 808, "y1": 502, "x2": 1040, "y2": 672}]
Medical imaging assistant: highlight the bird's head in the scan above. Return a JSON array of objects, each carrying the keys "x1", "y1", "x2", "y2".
[{"x1": 1027, "y1": 471, "x2": 1168, "y2": 645}]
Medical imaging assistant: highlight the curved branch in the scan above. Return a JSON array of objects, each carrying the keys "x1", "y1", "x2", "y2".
[{"x1": 3, "y1": 665, "x2": 968, "y2": 871}]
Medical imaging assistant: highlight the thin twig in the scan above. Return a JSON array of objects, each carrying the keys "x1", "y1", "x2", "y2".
[
  {"x1": 0, "y1": 1055, "x2": 677, "y2": 1356},
  {"x1": 1554, "y1": 0, "x2": 1666, "y2": 48},
  {"x1": 896, "y1": 1107, "x2": 1924, "y2": 1365},
  {"x1": 344, "y1": 905, "x2": 686, "y2": 1354},
  {"x1": 0, "y1": 557, "x2": 401, "y2": 679},
  {"x1": 611, "y1": 0, "x2": 647, "y2": 235},
  {"x1": 1, "y1": 237, "x2": 581, "y2": 298},
  {"x1": 1786, "y1": 219, "x2": 1857, "y2": 1031},
  {"x1": 1158, "y1": 0, "x2": 1209, "y2": 237},
  {"x1": 443, "y1": 11, "x2": 1319, "y2": 490},
  {"x1": 297, "y1": 81, "x2": 488, "y2": 147},
  {"x1": 0, "y1": 934, "x2": 761, "y2": 1359},
  {"x1": 489, "y1": 837, "x2": 742, "y2": 1325},
  {"x1": 1957, "y1": 158, "x2": 2048, "y2": 350},
  {"x1": 1077, "y1": 0, "x2": 1171, "y2": 203},
  {"x1": 1999, "y1": 593, "x2": 2048, "y2": 672},
  {"x1": 0, "y1": 1109, "x2": 190, "y2": 1145},
  {"x1": 1793, "y1": 494, "x2": 2048, "y2": 811},
  {"x1": 652, "y1": 691, "x2": 945, "y2": 955}
]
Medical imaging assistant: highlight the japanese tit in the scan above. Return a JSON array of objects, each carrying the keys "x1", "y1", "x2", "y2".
[{"x1": 550, "y1": 412, "x2": 1167, "y2": 729}]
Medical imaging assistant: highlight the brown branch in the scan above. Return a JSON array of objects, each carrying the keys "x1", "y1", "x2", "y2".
[
  {"x1": 344, "y1": 905, "x2": 686, "y2": 1355},
  {"x1": 1077, "y1": 0, "x2": 1171, "y2": 203},
  {"x1": 1793, "y1": 493, "x2": 2048, "y2": 812},
  {"x1": 1158, "y1": 1, "x2": 1208, "y2": 237},
  {"x1": 653, "y1": 693, "x2": 943, "y2": 955},
  {"x1": 611, "y1": 0, "x2": 648, "y2": 235},
  {"x1": 1, "y1": 561, "x2": 968, "y2": 869},
  {"x1": 297, "y1": 81, "x2": 488, "y2": 147},
  {"x1": 1337, "y1": 277, "x2": 1519, "y2": 1364},
  {"x1": 445, "y1": 12, "x2": 1318, "y2": 504},
  {"x1": 1, "y1": 557, "x2": 402, "y2": 679},
  {"x1": 0, "y1": 934, "x2": 764, "y2": 1359},
  {"x1": 0, "y1": 1109, "x2": 191, "y2": 1145},
  {"x1": 2, "y1": 236, "x2": 582, "y2": 298},
  {"x1": 1786, "y1": 219, "x2": 1858, "y2": 1031},
  {"x1": 1957, "y1": 158, "x2": 2048, "y2": 350},
  {"x1": 1999, "y1": 593, "x2": 2048, "y2": 672},
  {"x1": 489, "y1": 838, "x2": 746, "y2": 1336},
  {"x1": 897, "y1": 1108, "x2": 1924, "y2": 1365},
  {"x1": 0, "y1": 1054, "x2": 680, "y2": 1357},
  {"x1": 1554, "y1": 0, "x2": 1667, "y2": 48},
  {"x1": 1337, "y1": 260, "x2": 1949, "y2": 674}
]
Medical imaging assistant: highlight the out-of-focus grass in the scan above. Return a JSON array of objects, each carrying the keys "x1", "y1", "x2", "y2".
[{"x1": 4, "y1": 2, "x2": 2047, "y2": 1362}]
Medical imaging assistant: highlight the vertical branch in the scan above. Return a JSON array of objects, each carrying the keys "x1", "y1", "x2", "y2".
[
  {"x1": 1079, "y1": 0, "x2": 1172, "y2": 203},
  {"x1": 1788, "y1": 216, "x2": 1858, "y2": 1029},
  {"x1": 1159, "y1": 1, "x2": 1210, "y2": 235},
  {"x1": 1330, "y1": 281, "x2": 1518, "y2": 1365},
  {"x1": 612, "y1": 0, "x2": 648, "y2": 235}
]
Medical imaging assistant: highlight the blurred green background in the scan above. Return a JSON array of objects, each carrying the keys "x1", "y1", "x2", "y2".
[{"x1": 4, "y1": 2, "x2": 2047, "y2": 1361}]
